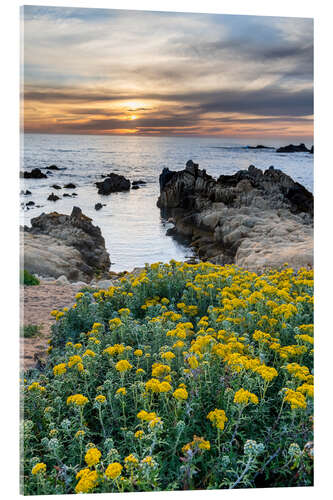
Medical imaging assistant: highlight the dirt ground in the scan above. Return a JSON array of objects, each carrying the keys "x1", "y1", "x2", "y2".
[{"x1": 21, "y1": 283, "x2": 78, "y2": 370}]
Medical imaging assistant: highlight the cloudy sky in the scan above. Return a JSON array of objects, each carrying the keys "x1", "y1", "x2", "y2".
[{"x1": 22, "y1": 6, "x2": 313, "y2": 139}]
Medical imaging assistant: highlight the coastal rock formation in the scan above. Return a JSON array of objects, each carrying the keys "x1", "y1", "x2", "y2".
[
  {"x1": 23, "y1": 207, "x2": 111, "y2": 281},
  {"x1": 21, "y1": 168, "x2": 47, "y2": 179},
  {"x1": 64, "y1": 183, "x2": 76, "y2": 189},
  {"x1": 157, "y1": 161, "x2": 313, "y2": 271},
  {"x1": 276, "y1": 143, "x2": 311, "y2": 153},
  {"x1": 47, "y1": 193, "x2": 60, "y2": 201},
  {"x1": 96, "y1": 173, "x2": 130, "y2": 195}
]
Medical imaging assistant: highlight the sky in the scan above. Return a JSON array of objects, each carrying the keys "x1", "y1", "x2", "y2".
[{"x1": 22, "y1": 6, "x2": 314, "y2": 139}]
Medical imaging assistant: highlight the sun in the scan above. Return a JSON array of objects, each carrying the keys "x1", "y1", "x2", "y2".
[{"x1": 130, "y1": 115, "x2": 137, "y2": 120}]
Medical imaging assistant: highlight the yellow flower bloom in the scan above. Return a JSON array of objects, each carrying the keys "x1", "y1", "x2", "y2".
[
  {"x1": 173, "y1": 388, "x2": 188, "y2": 401},
  {"x1": 234, "y1": 388, "x2": 259, "y2": 405},
  {"x1": 67, "y1": 394, "x2": 89, "y2": 406},
  {"x1": 135, "y1": 430, "x2": 144, "y2": 439},
  {"x1": 28, "y1": 382, "x2": 46, "y2": 392},
  {"x1": 284, "y1": 388, "x2": 307, "y2": 409},
  {"x1": 53, "y1": 363, "x2": 67, "y2": 376},
  {"x1": 85, "y1": 447, "x2": 101, "y2": 467},
  {"x1": 105, "y1": 462, "x2": 123, "y2": 480},
  {"x1": 115, "y1": 359, "x2": 133, "y2": 372},
  {"x1": 124, "y1": 454, "x2": 139, "y2": 467},
  {"x1": 116, "y1": 387, "x2": 127, "y2": 395},
  {"x1": 95, "y1": 395, "x2": 106, "y2": 404},
  {"x1": 161, "y1": 351, "x2": 176, "y2": 360},
  {"x1": 83, "y1": 349, "x2": 96, "y2": 357},
  {"x1": 75, "y1": 469, "x2": 98, "y2": 493},
  {"x1": 134, "y1": 349, "x2": 143, "y2": 357},
  {"x1": 31, "y1": 463, "x2": 46, "y2": 475},
  {"x1": 207, "y1": 409, "x2": 228, "y2": 431}
]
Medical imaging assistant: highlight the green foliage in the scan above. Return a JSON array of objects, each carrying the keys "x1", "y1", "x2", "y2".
[
  {"x1": 21, "y1": 324, "x2": 42, "y2": 338},
  {"x1": 21, "y1": 261, "x2": 313, "y2": 494},
  {"x1": 21, "y1": 270, "x2": 40, "y2": 286}
]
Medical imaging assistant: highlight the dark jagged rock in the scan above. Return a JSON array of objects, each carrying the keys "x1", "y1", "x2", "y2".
[
  {"x1": 72, "y1": 193, "x2": 78, "y2": 196},
  {"x1": 26, "y1": 201, "x2": 35, "y2": 206},
  {"x1": 23, "y1": 190, "x2": 32, "y2": 195},
  {"x1": 276, "y1": 143, "x2": 311, "y2": 153},
  {"x1": 64, "y1": 183, "x2": 76, "y2": 189},
  {"x1": 95, "y1": 203, "x2": 103, "y2": 210},
  {"x1": 22, "y1": 168, "x2": 47, "y2": 179},
  {"x1": 63, "y1": 193, "x2": 71, "y2": 197},
  {"x1": 24, "y1": 207, "x2": 110, "y2": 281},
  {"x1": 47, "y1": 165, "x2": 60, "y2": 170},
  {"x1": 157, "y1": 161, "x2": 313, "y2": 271},
  {"x1": 310, "y1": 146, "x2": 314, "y2": 154},
  {"x1": 95, "y1": 173, "x2": 130, "y2": 195},
  {"x1": 51, "y1": 184, "x2": 62, "y2": 190},
  {"x1": 132, "y1": 185, "x2": 140, "y2": 190},
  {"x1": 247, "y1": 145, "x2": 272, "y2": 149},
  {"x1": 47, "y1": 193, "x2": 60, "y2": 201}
]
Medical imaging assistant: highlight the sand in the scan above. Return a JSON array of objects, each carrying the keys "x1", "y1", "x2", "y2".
[{"x1": 21, "y1": 283, "x2": 78, "y2": 370}]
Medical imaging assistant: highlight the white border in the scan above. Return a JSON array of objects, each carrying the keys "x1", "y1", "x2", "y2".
[{"x1": 1, "y1": 1, "x2": 332, "y2": 499}]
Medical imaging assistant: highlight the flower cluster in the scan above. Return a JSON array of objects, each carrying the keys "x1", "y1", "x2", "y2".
[{"x1": 22, "y1": 261, "x2": 313, "y2": 494}]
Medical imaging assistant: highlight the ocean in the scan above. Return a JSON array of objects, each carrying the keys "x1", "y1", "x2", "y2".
[{"x1": 21, "y1": 134, "x2": 313, "y2": 273}]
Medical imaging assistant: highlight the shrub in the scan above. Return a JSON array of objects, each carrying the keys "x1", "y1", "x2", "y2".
[
  {"x1": 21, "y1": 261, "x2": 313, "y2": 494},
  {"x1": 21, "y1": 270, "x2": 40, "y2": 286},
  {"x1": 21, "y1": 324, "x2": 42, "y2": 338}
]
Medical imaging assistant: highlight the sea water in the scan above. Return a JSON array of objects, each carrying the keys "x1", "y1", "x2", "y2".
[{"x1": 21, "y1": 134, "x2": 313, "y2": 272}]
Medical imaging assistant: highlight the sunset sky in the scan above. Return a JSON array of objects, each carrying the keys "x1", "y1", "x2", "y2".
[{"x1": 22, "y1": 6, "x2": 313, "y2": 139}]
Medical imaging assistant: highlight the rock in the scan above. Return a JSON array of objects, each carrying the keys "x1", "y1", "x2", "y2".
[
  {"x1": 276, "y1": 143, "x2": 311, "y2": 153},
  {"x1": 55, "y1": 275, "x2": 70, "y2": 285},
  {"x1": 95, "y1": 203, "x2": 103, "y2": 210},
  {"x1": 64, "y1": 183, "x2": 76, "y2": 189},
  {"x1": 72, "y1": 193, "x2": 78, "y2": 196},
  {"x1": 94, "y1": 279, "x2": 114, "y2": 289},
  {"x1": 310, "y1": 145, "x2": 314, "y2": 154},
  {"x1": 159, "y1": 167, "x2": 177, "y2": 191},
  {"x1": 47, "y1": 193, "x2": 60, "y2": 201},
  {"x1": 24, "y1": 207, "x2": 110, "y2": 282},
  {"x1": 71, "y1": 281, "x2": 88, "y2": 288},
  {"x1": 131, "y1": 185, "x2": 140, "y2": 189},
  {"x1": 157, "y1": 161, "x2": 313, "y2": 271},
  {"x1": 22, "y1": 168, "x2": 47, "y2": 179},
  {"x1": 63, "y1": 193, "x2": 71, "y2": 197},
  {"x1": 247, "y1": 145, "x2": 272, "y2": 149},
  {"x1": 51, "y1": 184, "x2": 62, "y2": 190},
  {"x1": 47, "y1": 165, "x2": 60, "y2": 170},
  {"x1": 96, "y1": 173, "x2": 130, "y2": 195},
  {"x1": 26, "y1": 201, "x2": 35, "y2": 206},
  {"x1": 24, "y1": 190, "x2": 32, "y2": 195},
  {"x1": 132, "y1": 180, "x2": 147, "y2": 185}
]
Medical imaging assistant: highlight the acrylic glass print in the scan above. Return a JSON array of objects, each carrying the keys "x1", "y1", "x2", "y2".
[{"x1": 20, "y1": 5, "x2": 314, "y2": 494}]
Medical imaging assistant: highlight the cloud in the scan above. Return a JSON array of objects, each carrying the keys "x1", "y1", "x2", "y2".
[{"x1": 22, "y1": 7, "x2": 313, "y2": 138}]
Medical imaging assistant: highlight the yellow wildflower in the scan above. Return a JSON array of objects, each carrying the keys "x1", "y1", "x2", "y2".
[{"x1": 105, "y1": 462, "x2": 123, "y2": 480}]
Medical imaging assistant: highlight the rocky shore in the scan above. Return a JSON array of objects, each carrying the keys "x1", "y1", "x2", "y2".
[
  {"x1": 157, "y1": 161, "x2": 313, "y2": 271},
  {"x1": 22, "y1": 207, "x2": 111, "y2": 282}
]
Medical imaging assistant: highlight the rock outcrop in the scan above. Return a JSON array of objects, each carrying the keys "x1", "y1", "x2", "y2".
[
  {"x1": 21, "y1": 168, "x2": 47, "y2": 179},
  {"x1": 276, "y1": 143, "x2": 311, "y2": 153},
  {"x1": 96, "y1": 173, "x2": 130, "y2": 195},
  {"x1": 157, "y1": 161, "x2": 313, "y2": 271},
  {"x1": 23, "y1": 207, "x2": 111, "y2": 281},
  {"x1": 47, "y1": 193, "x2": 60, "y2": 201}
]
